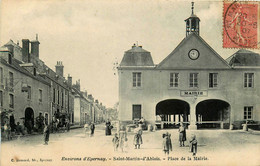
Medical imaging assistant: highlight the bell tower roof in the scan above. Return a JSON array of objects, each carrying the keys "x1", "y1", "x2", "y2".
[{"x1": 185, "y1": 2, "x2": 200, "y2": 37}]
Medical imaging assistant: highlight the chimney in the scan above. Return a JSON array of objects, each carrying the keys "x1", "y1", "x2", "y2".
[
  {"x1": 67, "y1": 74, "x2": 72, "y2": 86},
  {"x1": 55, "y1": 61, "x2": 64, "y2": 77},
  {"x1": 88, "y1": 94, "x2": 93, "y2": 101},
  {"x1": 22, "y1": 39, "x2": 30, "y2": 63},
  {"x1": 75, "y1": 79, "x2": 80, "y2": 91},
  {"x1": 31, "y1": 34, "x2": 40, "y2": 58},
  {"x1": 83, "y1": 90, "x2": 88, "y2": 97}
]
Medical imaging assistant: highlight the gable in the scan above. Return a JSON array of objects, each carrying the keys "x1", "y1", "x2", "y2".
[{"x1": 157, "y1": 33, "x2": 230, "y2": 69}]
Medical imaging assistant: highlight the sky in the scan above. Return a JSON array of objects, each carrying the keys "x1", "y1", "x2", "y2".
[{"x1": 1, "y1": 0, "x2": 260, "y2": 108}]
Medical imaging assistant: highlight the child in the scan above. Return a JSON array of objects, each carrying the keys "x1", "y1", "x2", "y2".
[
  {"x1": 112, "y1": 133, "x2": 119, "y2": 151},
  {"x1": 118, "y1": 125, "x2": 127, "y2": 152},
  {"x1": 178, "y1": 122, "x2": 186, "y2": 147},
  {"x1": 162, "y1": 132, "x2": 172, "y2": 155},
  {"x1": 43, "y1": 124, "x2": 50, "y2": 145},
  {"x1": 84, "y1": 123, "x2": 89, "y2": 137},
  {"x1": 133, "y1": 125, "x2": 143, "y2": 149},
  {"x1": 190, "y1": 134, "x2": 197, "y2": 156}
]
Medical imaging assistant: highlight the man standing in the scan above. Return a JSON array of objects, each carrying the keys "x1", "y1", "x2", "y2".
[
  {"x1": 36, "y1": 113, "x2": 44, "y2": 133},
  {"x1": 43, "y1": 123, "x2": 50, "y2": 145}
]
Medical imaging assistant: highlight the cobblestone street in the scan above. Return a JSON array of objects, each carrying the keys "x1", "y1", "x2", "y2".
[{"x1": 1, "y1": 124, "x2": 260, "y2": 166}]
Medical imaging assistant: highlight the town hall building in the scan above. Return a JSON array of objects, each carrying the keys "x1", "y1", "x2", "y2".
[{"x1": 117, "y1": 3, "x2": 260, "y2": 129}]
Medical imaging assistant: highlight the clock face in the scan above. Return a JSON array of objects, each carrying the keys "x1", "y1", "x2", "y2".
[{"x1": 188, "y1": 49, "x2": 200, "y2": 60}]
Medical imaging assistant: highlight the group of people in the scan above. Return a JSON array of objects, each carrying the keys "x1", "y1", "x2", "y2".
[
  {"x1": 112, "y1": 125, "x2": 129, "y2": 152},
  {"x1": 84, "y1": 122, "x2": 95, "y2": 137},
  {"x1": 163, "y1": 123, "x2": 198, "y2": 156},
  {"x1": 51, "y1": 116, "x2": 70, "y2": 133},
  {"x1": 112, "y1": 124, "x2": 143, "y2": 152},
  {"x1": 111, "y1": 122, "x2": 197, "y2": 156}
]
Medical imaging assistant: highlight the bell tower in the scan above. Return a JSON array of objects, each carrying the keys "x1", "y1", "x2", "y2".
[{"x1": 185, "y1": 2, "x2": 200, "y2": 37}]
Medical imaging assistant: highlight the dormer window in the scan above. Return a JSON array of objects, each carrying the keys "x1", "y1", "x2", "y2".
[
  {"x1": 8, "y1": 53, "x2": 12, "y2": 64},
  {"x1": 33, "y1": 68, "x2": 36, "y2": 76}
]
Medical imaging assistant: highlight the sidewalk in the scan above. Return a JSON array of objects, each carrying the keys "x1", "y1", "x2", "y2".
[
  {"x1": 1, "y1": 123, "x2": 106, "y2": 142},
  {"x1": 1, "y1": 124, "x2": 82, "y2": 142}
]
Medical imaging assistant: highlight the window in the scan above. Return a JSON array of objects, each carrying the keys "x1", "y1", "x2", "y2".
[
  {"x1": 62, "y1": 91, "x2": 64, "y2": 106},
  {"x1": 133, "y1": 72, "x2": 141, "y2": 87},
  {"x1": 9, "y1": 94, "x2": 14, "y2": 108},
  {"x1": 33, "y1": 68, "x2": 36, "y2": 76},
  {"x1": 27, "y1": 86, "x2": 31, "y2": 99},
  {"x1": 170, "y1": 73, "x2": 179, "y2": 87},
  {"x1": 244, "y1": 106, "x2": 253, "y2": 120},
  {"x1": 53, "y1": 88, "x2": 55, "y2": 103},
  {"x1": 39, "y1": 89, "x2": 42, "y2": 102},
  {"x1": 0, "y1": 67, "x2": 3, "y2": 84},
  {"x1": 0, "y1": 91, "x2": 3, "y2": 106},
  {"x1": 9, "y1": 72, "x2": 14, "y2": 87},
  {"x1": 8, "y1": 54, "x2": 12, "y2": 64},
  {"x1": 132, "y1": 105, "x2": 141, "y2": 120},
  {"x1": 209, "y1": 73, "x2": 218, "y2": 88},
  {"x1": 189, "y1": 73, "x2": 198, "y2": 87},
  {"x1": 244, "y1": 73, "x2": 254, "y2": 88},
  {"x1": 44, "y1": 113, "x2": 49, "y2": 125},
  {"x1": 58, "y1": 90, "x2": 60, "y2": 104}
]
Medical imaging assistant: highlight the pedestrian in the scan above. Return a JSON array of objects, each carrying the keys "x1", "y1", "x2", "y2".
[
  {"x1": 16, "y1": 122, "x2": 25, "y2": 135},
  {"x1": 66, "y1": 119, "x2": 70, "y2": 132},
  {"x1": 118, "y1": 125, "x2": 128, "y2": 152},
  {"x1": 90, "y1": 122, "x2": 95, "y2": 137},
  {"x1": 105, "y1": 119, "x2": 112, "y2": 136},
  {"x1": 162, "y1": 132, "x2": 172, "y2": 155},
  {"x1": 36, "y1": 113, "x2": 44, "y2": 133},
  {"x1": 138, "y1": 117, "x2": 145, "y2": 124},
  {"x1": 112, "y1": 133, "x2": 119, "y2": 151},
  {"x1": 4, "y1": 122, "x2": 11, "y2": 140},
  {"x1": 84, "y1": 123, "x2": 89, "y2": 137},
  {"x1": 178, "y1": 122, "x2": 186, "y2": 147},
  {"x1": 43, "y1": 123, "x2": 50, "y2": 145},
  {"x1": 190, "y1": 134, "x2": 197, "y2": 156},
  {"x1": 133, "y1": 124, "x2": 143, "y2": 149}
]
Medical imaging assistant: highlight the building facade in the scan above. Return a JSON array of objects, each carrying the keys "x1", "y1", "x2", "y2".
[
  {"x1": 0, "y1": 37, "x2": 108, "y2": 131},
  {"x1": 0, "y1": 40, "x2": 50, "y2": 130},
  {"x1": 118, "y1": 4, "x2": 260, "y2": 129}
]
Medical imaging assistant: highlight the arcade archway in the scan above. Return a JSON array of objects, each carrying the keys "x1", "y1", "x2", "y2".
[
  {"x1": 156, "y1": 99, "x2": 190, "y2": 128},
  {"x1": 196, "y1": 99, "x2": 230, "y2": 129},
  {"x1": 25, "y1": 107, "x2": 34, "y2": 133}
]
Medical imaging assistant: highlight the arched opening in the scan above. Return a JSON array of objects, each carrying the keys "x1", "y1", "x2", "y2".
[
  {"x1": 196, "y1": 99, "x2": 230, "y2": 129},
  {"x1": 156, "y1": 99, "x2": 190, "y2": 129},
  {"x1": 25, "y1": 107, "x2": 34, "y2": 134}
]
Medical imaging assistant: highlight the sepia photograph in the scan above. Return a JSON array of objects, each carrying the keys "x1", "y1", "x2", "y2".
[{"x1": 0, "y1": 0, "x2": 260, "y2": 165}]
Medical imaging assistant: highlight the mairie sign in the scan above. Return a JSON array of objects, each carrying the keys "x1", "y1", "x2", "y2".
[{"x1": 180, "y1": 90, "x2": 208, "y2": 97}]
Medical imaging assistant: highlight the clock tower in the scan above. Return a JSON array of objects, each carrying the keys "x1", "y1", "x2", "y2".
[{"x1": 185, "y1": 2, "x2": 200, "y2": 37}]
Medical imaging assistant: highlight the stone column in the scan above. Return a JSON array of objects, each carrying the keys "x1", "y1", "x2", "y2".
[{"x1": 189, "y1": 104, "x2": 197, "y2": 130}]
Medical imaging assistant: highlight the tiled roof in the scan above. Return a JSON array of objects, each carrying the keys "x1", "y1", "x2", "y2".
[
  {"x1": 0, "y1": 58, "x2": 50, "y2": 85},
  {"x1": 120, "y1": 45, "x2": 154, "y2": 66},
  {"x1": 0, "y1": 46, "x2": 9, "y2": 51},
  {"x1": 226, "y1": 49, "x2": 260, "y2": 66}
]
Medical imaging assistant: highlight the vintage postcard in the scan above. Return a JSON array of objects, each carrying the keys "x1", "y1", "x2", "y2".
[{"x1": 1, "y1": 0, "x2": 260, "y2": 166}]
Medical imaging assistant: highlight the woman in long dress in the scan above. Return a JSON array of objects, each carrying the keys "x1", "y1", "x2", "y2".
[
  {"x1": 118, "y1": 125, "x2": 127, "y2": 152},
  {"x1": 43, "y1": 124, "x2": 50, "y2": 145},
  {"x1": 105, "y1": 119, "x2": 112, "y2": 136}
]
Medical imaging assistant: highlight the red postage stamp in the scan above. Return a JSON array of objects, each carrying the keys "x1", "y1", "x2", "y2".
[{"x1": 223, "y1": 1, "x2": 259, "y2": 49}]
